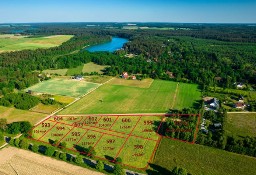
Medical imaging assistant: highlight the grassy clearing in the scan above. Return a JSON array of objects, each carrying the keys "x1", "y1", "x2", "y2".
[
  {"x1": 153, "y1": 138, "x2": 256, "y2": 175},
  {"x1": 0, "y1": 106, "x2": 46, "y2": 124},
  {"x1": 0, "y1": 34, "x2": 73, "y2": 53},
  {"x1": 30, "y1": 103, "x2": 60, "y2": 114},
  {"x1": 82, "y1": 62, "x2": 108, "y2": 74},
  {"x1": 173, "y1": 83, "x2": 201, "y2": 109},
  {"x1": 225, "y1": 113, "x2": 256, "y2": 138},
  {"x1": 66, "y1": 65, "x2": 84, "y2": 76},
  {"x1": 25, "y1": 78, "x2": 100, "y2": 98},
  {"x1": 83, "y1": 75, "x2": 112, "y2": 84},
  {"x1": 60, "y1": 80, "x2": 201, "y2": 114},
  {"x1": 42, "y1": 69, "x2": 68, "y2": 76},
  {"x1": 108, "y1": 78, "x2": 154, "y2": 88}
]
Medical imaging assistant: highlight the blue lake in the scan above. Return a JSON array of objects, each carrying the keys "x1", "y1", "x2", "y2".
[{"x1": 85, "y1": 37, "x2": 128, "y2": 52}]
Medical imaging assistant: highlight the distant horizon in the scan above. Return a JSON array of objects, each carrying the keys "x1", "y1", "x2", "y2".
[
  {"x1": 1, "y1": 0, "x2": 255, "y2": 23},
  {"x1": 1, "y1": 22, "x2": 256, "y2": 25}
]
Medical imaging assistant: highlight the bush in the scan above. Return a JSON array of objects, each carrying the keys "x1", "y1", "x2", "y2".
[
  {"x1": 113, "y1": 164, "x2": 125, "y2": 175},
  {"x1": 19, "y1": 139, "x2": 29, "y2": 149},
  {"x1": 14, "y1": 138, "x2": 20, "y2": 147},
  {"x1": 31, "y1": 144, "x2": 39, "y2": 153},
  {"x1": 45, "y1": 146, "x2": 55, "y2": 157},
  {"x1": 115, "y1": 157, "x2": 122, "y2": 164},
  {"x1": 74, "y1": 155, "x2": 84, "y2": 165},
  {"x1": 59, "y1": 152, "x2": 67, "y2": 161},
  {"x1": 9, "y1": 138, "x2": 14, "y2": 146},
  {"x1": 96, "y1": 160, "x2": 104, "y2": 171},
  {"x1": 54, "y1": 151, "x2": 60, "y2": 158}
]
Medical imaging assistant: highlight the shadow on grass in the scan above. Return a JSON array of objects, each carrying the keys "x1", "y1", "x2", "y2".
[
  {"x1": 73, "y1": 144, "x2": 88, "y2": 155},
  {"x1": 192, "y1": 100, "x2": 202, "y2": 109},
  {"x1": 146, "y1": 163, "x2": 172, "y2": 175},
  {"x1": 105, "y1": 155, "x2": 115, "y2": 162}
]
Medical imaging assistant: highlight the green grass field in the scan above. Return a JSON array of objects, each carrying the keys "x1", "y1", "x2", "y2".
[
  {"x1": 153, "y1": 138, "x2": 256, "y2": 175},
  {"x1": 0, "y1": 34, "x2": 73, "y2": 53},
  {"x1": 0, "y1": 106, "x2": 46, "y2": 124},
  {"x1": 30, "y1": 115, "x2": 161, "y2": 169},
  {"x1": 25, "y1": 78, "x2": 100, "y2": 98},
  {"x1": 60, "y1": 80, "x2": 201, "y2": 114},
  {"x1": 42, "y1": 69, "x2": 68, "y2": 76},
  {"x1": 82, "y1": 62, "x2": 108, "y2": 74},
  {"x1": 225, "y1": 113, "x2": 256, "y2": 138},
  {"x1": 173, "y1": 83, "x2": 201, "y2": 109},
  {"x1": 30, "y1": 103, "x2": 60, "y2": 114},
  {"x1": 66, "y1": 65, "x2": 84, "y2": 76}
]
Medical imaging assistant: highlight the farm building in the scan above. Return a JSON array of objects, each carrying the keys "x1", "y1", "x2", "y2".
[
  {"x1": 122, "y1": 72, "x2": 129, "y2": 79},
  {"x1": 234, "y1": 102, "x2": 246, "y2": 109},
  {"x1": 209, "y1": 98, "x2": 220, "y2": 109},
  {"x1": 72, "y1": 75, "x2": 84, "y2": 81},
  {"x1": 166, "y1": 71, "x2": 175, "y2": 78}
]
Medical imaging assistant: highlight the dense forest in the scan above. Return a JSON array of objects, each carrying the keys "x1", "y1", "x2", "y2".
[{"x1": 0, "y1": 23, "x2": 255, "y2": 102}]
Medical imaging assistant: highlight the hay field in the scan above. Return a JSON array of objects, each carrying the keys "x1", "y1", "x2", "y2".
[
  {"x1": 0, "y1": 34, "x2": 73, "y2": 53},
  {"x1": 0, "y1": 147, "x2": 103, "y2": 175}
]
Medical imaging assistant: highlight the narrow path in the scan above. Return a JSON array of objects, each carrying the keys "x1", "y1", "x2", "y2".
[
  {"x1": 34, "y1": 77, "x2": 116, "y2": 126},
  {"x1": 171, "y1": 83, "x2": 179, "y2": 109},
  {"x1": 227, "y1": 112, "x2": 256, "y2": 114}
]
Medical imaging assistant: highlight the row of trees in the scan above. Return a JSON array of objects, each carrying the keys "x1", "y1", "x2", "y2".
[
  {"x1": 1, "y1": 26, "x2": 255, "y2": 99},
  {"x1": 9, "y1": 136, "x2": 126, "y2": 175}
]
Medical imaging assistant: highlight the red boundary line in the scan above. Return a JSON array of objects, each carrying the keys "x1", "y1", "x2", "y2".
[
  {"x1": 92, "y1": 133, "x2": 104, "y2": 148},
  {"x1": 93, "y1": 116, "x2": 102, "y2": 127},
  {"x1": 57, "y1": 114, "x2": 199, "y2": 117},
  {"x1": 114, "y1": 116, "x2": 142, "y2": 159},
  {"x1": 28, "y1": 113, "x2": 200, "y2": 170},
  {"x1": 109, "y1": 115, "x2": 119, "y2": 130},
  {"x1": 73, "y1": 116, "x2": 84, "y2": 125},
  {"x1": 71, "y1": 129, "x2": 89, "y2": 150},
  {"x1": 56, "y1": 126, "x2": 75, "y2": 146},
  {"x1": 37, "y1": 122, "x2": 58, "y2": 141}
]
